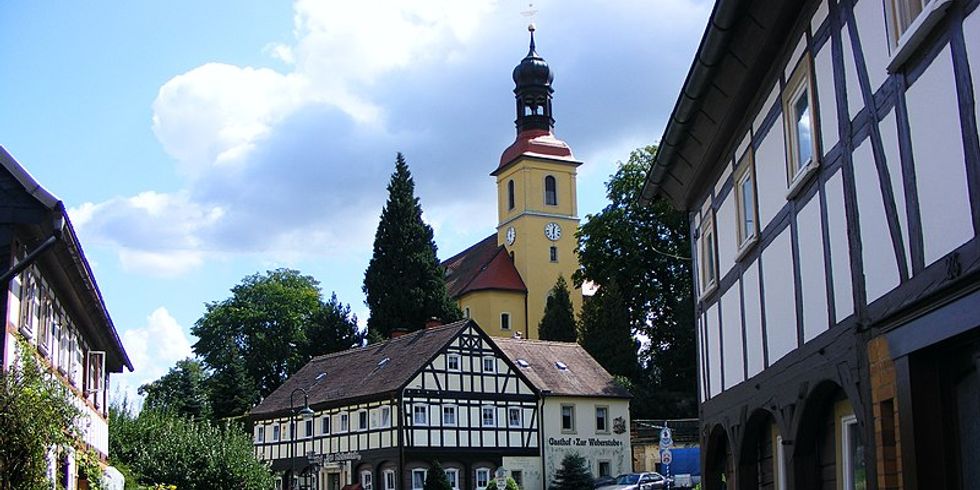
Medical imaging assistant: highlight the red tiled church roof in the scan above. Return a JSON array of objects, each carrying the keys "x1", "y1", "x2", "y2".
[
  {"x1": 493, "y1": 129, "x2": 580, "y2": 176},
  {"x1": 443, "y1": 234, "x2": 527, "y2": 298}
]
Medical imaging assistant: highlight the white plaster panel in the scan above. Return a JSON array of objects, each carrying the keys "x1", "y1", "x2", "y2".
[
  {"x1": 785, "y1": 35, "x2": 809, "y2": 81},
  {"x1": 699, "y1": 313, "x2": 707, "y2": 403},
  {"x1": 812, "y1": 0, "x2": 830, "y2": 34},
  {"x1": 715, "y1": 157, "x2": 734, "y2": 197},
  {"x1": 736, "y1": 130, "x2": 752, "y2": 162},
  {"x1": 880, "y1": 109, "x2": 912, "y2": 272},
  {"x1": 842, "y1": 28, "x2": 863, "y2": 120},
  {"x1": 826, "y1": 170, "x2": 854, "y2": 322},
  {"x1": 815, "y1": 42, "x2": 840, "y2": 154},
  {"x1": 968, "y1": 10, "x2": 980, "y2": 144},
  {"x1": 706, "y1": 303, "x2": 722, "y2": 398},
  {"x1": 721, "y1": 286, "x2": 744, "y2": 389},
  {"x1": 797, "y1": 195, "x2": 829, "y2": 342},
  {"x1": 906, "y1": 45, "x2": 973, "y2": 265},
  {"x1": 853, "y1": 0, "x2": 890, "y2": 90},
  {"x1": 754, "y1": 82, "x2": 780, "y2": 134},
  {"x1": 717, "y1": 192, "x2": 737, "y2": 272},
  {"x1": 755, "y1": 119, "x2": 788, "y2": 229},
  {"x1": 762, "y1": 229, "x2": 798, "y2": 364},
  {"x1": 742, "y1": 263, "x2": 766, "y2": 377},
  {"x1": 853, "y1": 138, "x2": 902, "y2": 303}
]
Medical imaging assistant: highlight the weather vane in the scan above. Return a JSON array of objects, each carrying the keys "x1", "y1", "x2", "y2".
[{"x1": 521, "y1": 2, "x2": 538, "y2": 29}]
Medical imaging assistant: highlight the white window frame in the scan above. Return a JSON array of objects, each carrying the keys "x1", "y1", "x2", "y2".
[
  {"x1": 357, "y1": 409, "x2": 369, "y2": 431},
  {"x1": 508, "y1": 407, "x2": 522, "y2": 428},
  {"x1": 256, "y1": 425, "x2": 265, "y2": 443},
  {"x1": 595, "y1": 406, "x2": 609, "y2": 433},
  {"x1": 442, "y1": 405, "x2": 457, "y2": 426},
  {"x1": 87, "y1": 351, "x2": 105, "y2": 394},
  {"x1": 445, "y1": 468, "x2": 460, "y2": 490},
  {"x1": 886, "y1": 0, "x2": 953, "y2": 72},
  {"x1": 734, "y1": 149, "x2": 759, "y2": 258},
  {"x1": 412, "y1": 469, "x2": 427, "y2": 490},
  {"x1": 305, "y1": 418, "x2": 314, "y2": 439},
  {"x1": 597, "y1": 460, "x2": 612, "y2": 478},
  {"x1": 782, "y1": 55, "x2": 820, "y2": 199},
  {"x1": 321, "y1": 415, "x2": 331, "y2": 435},
  {"x1": 475, "y1": 468, "x2": 491, "y2": 489},
  {"x1": 481, "y1": 406, "x2": 497, "y2": 428},
  {"x1": 413, "y1": 404, "x2": 428, "y2": 426},
  {"x1": 19, "y1": 271, "x2": 38, "y2": 338},
  {"x1": 379, "y1": 406, "x2": 391, "y2": 428},
  {"x1": 383, "y1": 470, "x2": 396, "y2": 490},
  {"x1": 841, "y1": 414, "x2": 866, "y2": 490},
  {"x1": 482, "y1": 356, "x2": 496, "y2": 374},
  {"x1": 447, "y1": 353, "x2": 461, "y2": 371},
  {"x1": 340, "y1": 413, "x2": 350, "y2": 433},
  {"x1": 561, "y1": 404, "x2": 576, "y2": 433},
  {"x1": 272, "y1": 424, "x2": 281, "y2": 442},
  {"x1": 699, "y1": 213, "x2": 718, "y2": 298},
  {"x1": 362, "y1": 470, "x2": 374, "y2": 490},
  {"x1": 500, "y1": 312, "x2": 511, "y2": 331}
]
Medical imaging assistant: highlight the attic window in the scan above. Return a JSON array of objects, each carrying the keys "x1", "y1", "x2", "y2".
[
  {"x1": 378, "y1": 357, "x2": 391, "y2": 368},
  {"x1": 516, "y1": 359, "x2": 530, "y2": 368},
  {"x1": 555, "y1": 361, "x2": 568, "y2": 371}
]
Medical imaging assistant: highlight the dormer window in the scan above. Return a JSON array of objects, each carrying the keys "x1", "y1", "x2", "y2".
[{"x1": 544, "y1": 176, "x2": 558, "y2": 205}]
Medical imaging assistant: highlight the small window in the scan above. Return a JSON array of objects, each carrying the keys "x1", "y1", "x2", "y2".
[
  {"x1": 598, "y1": 461, "x2": 612, "y2": 478},
  {"x1": 442, "y1": 405, "x2": 457, "y2": 426},
  {"x1": 699, "y1": 213, "x2": 718, "y2": 295},
  {"x1": 340, "y1": 413, "x2": 350, "y2": 432},
  {"x1": 783, "y1": 56, "x2": 820, "y2": 196},
  {"x1": 447, "y1": 353, "x2": 461, "y2": 371},
  {"x1": 272, "y1": 424, "x2": 281, "y2": 441},
  {"x1": 413, "y1": 405, "x2": 428, "y2": 426},
  {"x1": 561, "y1": 404, "x2": 575, "y2": 432},
  {"x1": 288, "y1": 421, "x2": 294, "y2": 440},
  {"x1": 482, "y1": 406, "x2": 497, "y2": 427},
  {"x1": 305, "y1": 419, "x2": 314, "y2": 438},
  {"x1": 482, "y1": 356, "x2": 496, "y2": 373},
  {"x1": 507, "y1": 180, "x2": 516, "y2": 210},
  {"x1": 511, "y1": 471, "x2": 523, "y2": 488},
  {"x1": 384, "y1": 470, "x2": 396, "y2": 490},
  {"x1": 445, "y1": 469, "x2": 460, "y2": 490},
  {"x1": 464, "y1": 307, "x2": 471, "y2": 319},
  {"x1": 734, "y1": 150, "x2": 759, "y2": 253},
  {"x1": 841, "y1": 415, "x2": 867, "y2": 490},
  {"x1": 362, "y1": 471, "x2": 374, "y2": 490},
  {"x1": 379, "y1": 406, "x2": 391, "y2": 428},
  {"x1": 412, "y1": 469, "x2": 427, "y2": 490},
  {"x1": 87, "y1": 351, "x2": 105, "y2": 393},
  {"x1": 508, "y1": 407, "x2": 522, "y2": 427},
  {"x1": 549, "y1": 246, "x2": 558, "y2": 262},
  {"x1": 886, "y1": 0, "x2": 931, "y2": 45},
  {"x1": 595, "y1": 406, "x2": 609, "y2": 433},
  {"x1": 475, "y1": 468, "x2": 491, "y2": 489},
  {"x1": 358, "y1": 410, "x2": 369, "y2": 431},
  {"x1": 256, "y1": 425, "x2": 265, "y2": 443},
  {"x1": 500, "y1": 313, "x2": 511, "y2": 331},
  {"x1": 544, "y1": 175, "x2": 558, "y2": 205},
  {"x1": 322, "y1": 415, "x2": 331, "y2": 434}
]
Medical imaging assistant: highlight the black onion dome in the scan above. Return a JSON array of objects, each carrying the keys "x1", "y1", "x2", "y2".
[{"x1": 512, "y1": 25, "x2": 553, "y2": 89}]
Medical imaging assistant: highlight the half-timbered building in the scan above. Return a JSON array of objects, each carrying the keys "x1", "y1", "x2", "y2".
[
  {"x1": 0, "y1": 146, "x2": 133, "y2": 488},
  {"x1": 251, "y1": 320, "x2": 540, "y2": 490},
  {"x1": 641, "y1": 1, "x2": 980, "y2": 489}
]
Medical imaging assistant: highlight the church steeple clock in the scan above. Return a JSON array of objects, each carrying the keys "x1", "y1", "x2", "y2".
[{"x1": 491, "y1": 24, "x2": 583, "y2": 337}]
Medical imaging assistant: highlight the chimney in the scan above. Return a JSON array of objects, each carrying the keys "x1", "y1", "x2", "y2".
[
  {"x1": 391, "y1": 328, "x2": 409, "y2": 338},
  {"x1": 425, "y1": 317, "x2": 443, "y2": 329}
]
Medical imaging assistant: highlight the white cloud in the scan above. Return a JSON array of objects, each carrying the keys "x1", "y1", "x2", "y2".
[
  {"x1": 113, "y1": 307, "x2": 194, "y2": 405},
  {"x1": 74, "y1": 0, "x2": 712, "y2": 277}
]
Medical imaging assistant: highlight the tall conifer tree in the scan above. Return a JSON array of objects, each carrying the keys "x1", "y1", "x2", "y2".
[
  {"x1": 363, "y1": 153, "x2": 460, "y2": 338},
  {"x1": 538, "y1": 275, "x2": 576, "y2": 342},
  {"x1": 578, "y1": 281, "x2": 638, "y2": 378}
]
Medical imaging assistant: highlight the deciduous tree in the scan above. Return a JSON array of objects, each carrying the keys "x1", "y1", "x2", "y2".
[
  {"x1": 538, "y1": 275, "x2": 576, "y2": 342},
  {"x1": 138, "y1": 358, "x2": 211, "y2": 420},
  {"x1": 578, "y1": 281, "x2": 638, "y2": 378},
  {"x1": 363, "y1": 153, "x2": 460, "y2": 338}
]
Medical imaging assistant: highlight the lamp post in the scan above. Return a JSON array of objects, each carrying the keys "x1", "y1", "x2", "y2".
[{"x1": 290, "y1": 387, "x2": 315, "y2": 490}]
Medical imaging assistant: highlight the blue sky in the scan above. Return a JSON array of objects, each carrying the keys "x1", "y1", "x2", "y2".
[{"x1": 0, "y1": 0, "x2": 711, "y2": 399}]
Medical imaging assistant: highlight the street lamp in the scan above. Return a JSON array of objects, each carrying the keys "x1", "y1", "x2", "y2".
[{"x1": 290, "y1": 388, "x2": 315, "y2": 490}]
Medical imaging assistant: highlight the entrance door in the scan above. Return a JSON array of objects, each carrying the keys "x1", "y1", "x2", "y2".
[{"x1": 327, "y1": 473, "x2": 341, "y2": 490}]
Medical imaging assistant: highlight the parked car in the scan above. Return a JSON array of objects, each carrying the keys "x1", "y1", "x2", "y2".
[
  {"x1": 593, "y1": 476, "x2": 616, "y2": 488},
  {"x1": 598, "y1": 472, "x2": 671, "y2": 490}
]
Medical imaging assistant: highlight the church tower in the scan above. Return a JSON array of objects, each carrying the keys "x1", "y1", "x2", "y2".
[
  {"x1": 442, "y1": 25, "x2": 582, "y2": 340},
  {"x1": 492, "y1": 24, "x2": 583, "y2": 335}
]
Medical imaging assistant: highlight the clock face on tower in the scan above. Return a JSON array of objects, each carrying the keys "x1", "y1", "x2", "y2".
[
  {"x1": 544, "y1": 222, "x2": 562, "y2": 241},
  {"x1": 506, "y1": 226, "x2": 516, "y2": 245}
]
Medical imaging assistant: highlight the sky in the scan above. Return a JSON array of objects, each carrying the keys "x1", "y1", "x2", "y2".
[{"x1": 0, "y1": 0, "x2": 711, "y2": 401}]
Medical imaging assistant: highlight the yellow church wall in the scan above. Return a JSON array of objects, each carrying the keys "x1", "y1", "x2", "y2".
[
  {"x1": 458, "y1": 289, "x2": 528, "y2": 338},
  {"x1": 495, "y1": 157, "x2": 579, "y2": 224}
]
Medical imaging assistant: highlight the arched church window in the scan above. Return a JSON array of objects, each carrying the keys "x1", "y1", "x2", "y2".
[
  {"x1": 544, "y1": 175, "x2": 557, "y2": 205},
  {"x1": 508, "y1": 180, "x2": 516, "y2": 210}
]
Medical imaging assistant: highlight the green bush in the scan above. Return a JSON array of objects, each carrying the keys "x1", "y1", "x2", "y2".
[
  {"x1": 549, "y1": 453, "x2": 593, "y2": 490},
  {"x1": 485, "y1": 476, "x2": 520, "y2": 490}
]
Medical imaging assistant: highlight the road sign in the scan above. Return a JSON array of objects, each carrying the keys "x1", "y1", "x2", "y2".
[
  {"x1": 659, "y1": 427, "x2": 673, "y2": 448},
  {"x1": 661, "y1": 448, "x2": 673, "y2": 465}
]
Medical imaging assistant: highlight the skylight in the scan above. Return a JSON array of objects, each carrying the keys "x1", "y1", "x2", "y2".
[
  {"x1": 378, "y1": 357, "x2": 391, "y2": 368},
  {"x1": 555, "y1": 361, "x2": 568, "y2": 371},
  {"x1": 516, "y1": 359, "x2": 530, "y2": 368}
]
